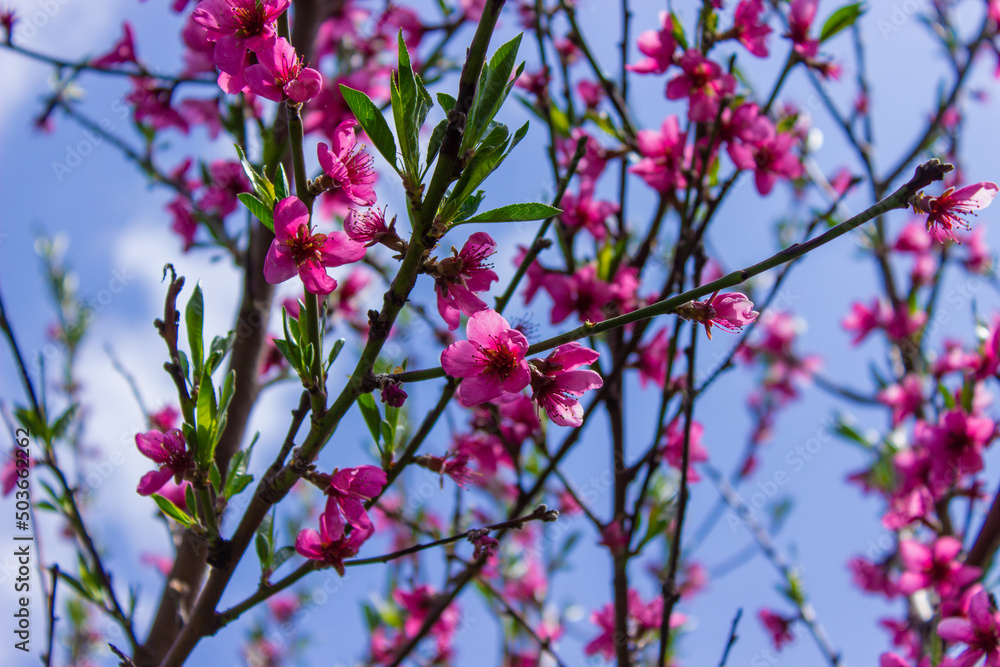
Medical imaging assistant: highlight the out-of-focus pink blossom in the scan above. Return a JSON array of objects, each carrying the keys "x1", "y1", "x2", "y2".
[
  {"x1": 937, "y1": 589, "x2": 1000, "y2": 667},
  {"x1": 662, "y1": 418, "x2": 708, "y2": 481},
  {"x1": 626, "y1": 11, "x2": 676, "y2": 74},
  {"x1": 665, "y1": 50, "x2": 736, "y2": 122},
  {"x1": 732, "y1": 0, "x2": 771, "y2": 57},
  {"x1": 91, "y1": 22, "x2": 138, "y2": 69},
  {"x1": 758, "y1": 608, "x2": 796, "y2": 649},
  {"x1": 630, "y1": 115, "x2": 688, "y2": 192}
]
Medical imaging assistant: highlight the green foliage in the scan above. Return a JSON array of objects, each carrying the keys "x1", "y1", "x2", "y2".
[{"x1": 341, "y1": 84, "x2": 399, "y2": 171}]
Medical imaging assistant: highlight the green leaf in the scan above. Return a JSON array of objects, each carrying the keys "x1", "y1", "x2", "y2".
[
  {"x1": 425, "y1": 118, "x2": 448, "y2": 171},
  {"x1": 670, "y1": 11, "x2": 688, "y2": 50},
  {"x1": 464, "y1": 34, "x2": 523, "y2": 151},
  {"x1": 340, "y1": 84, "x2": 398, "y2": 171},
  {"x1": 215, "y1": 370, "x2": 236, "y2": 443},
  {"x1": 325, "y1": 338, "x2": 346, "y2": 372},
  {"x1": 195, "y1": 373, "x2": 218, "y2": 469},
  {"x1": 272, "y1": 545, "x2": 296, "y2": 572},
  {"x1": 186, "y1": 283, "x2": 205, "y2": 378},
  {"x1": 50, "y1": 404, "x2": 79, "y2": 441},
  {"x1": 209, "y1": 462, "x2": 222, "y2": 493},
  {"x1": 451, "y1": 190, "x2": 486, "y2": 223},
  {"x1": 238, "y1": 193, "x2": 275, "y2": 233},
  {"x1": 820, "y1": 3, "x2": 864, "y2": 43},
  {"x1": 436, "y1": 93, "x2": 456, "y2": 112},
  {"x1": 356, "y1": 393, "x2": 382, "y2": 445},
  {"x1": 205, "y1": 331, "x2": 235, "y2": 376},
  {"x1": 458, "y1": 203, "x2": 562, "y2": 225},
  {"x1": 153, "y1": 494, "x2": 194, "y2": 527},
  {"x1": 256, "y1": 511, "x2": 275, "y2": 569},
  {"x1": 234, "y1": 144, "x2": 275, "y2": 205},
  {"x1": 274, "y1": 163, "x2": 290, "y2": 201}
]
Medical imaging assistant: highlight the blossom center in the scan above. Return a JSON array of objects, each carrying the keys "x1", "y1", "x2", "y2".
[
  {"x1": 231, "y1": 3, "x2": 267, "y2": 37},
  {"x1": 478, "y1": 341, "x2": 519, "y2": 380},
  {"x1": 284, "y1": 226, "x2": 328, "y2": 266}
]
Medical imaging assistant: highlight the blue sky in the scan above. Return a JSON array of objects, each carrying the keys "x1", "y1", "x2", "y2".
[{"x1": 4, "y1": 1, "x2": 1000, "y2": 666}]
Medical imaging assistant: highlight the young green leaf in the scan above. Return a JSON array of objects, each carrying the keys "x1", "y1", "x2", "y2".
[
  {"x1": 457, "y1": 203, "x2": 562, "y2": 224},
  {"x1": 153, "y1": 494, "x2": 195, "y2": 527},
  {"x1": 238, "y1": 193, "x2": 275, "y2": 233},
  {"x1": 819, "y1": 3, "x2": 864, "y2": 43},
  {"x1": 274, "y1": 163, "x2": 291, "y2": 201},
  {"x1": 186, "y1": 283, "x2": 205, "y2": 378},
  {"x1": 341, "y1": 84, "x2": 399, "y2": 171},
  {"x1": 356, "y1": 393, "x2": 382, "y2": 445},
  {"x1": 234, "y1": 144, "x2": 275, "y2": 205}
]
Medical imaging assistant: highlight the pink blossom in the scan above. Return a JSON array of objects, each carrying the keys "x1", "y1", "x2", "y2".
[
  {"x1": 842, "y1": 298, "x2": 888, "y2": 345},
  {"x1": 544, "y1": 264, "x2": 618, "y2": 324},
  {"x1": 786, "y1": 0, "x2": 819, "y2": 57},
  {"x1": 665, "y1": 50, "x2": 736, "y2": 123},
  {"x1": 662, "y1": 418, "x2": 708, "y2": 481},
  {"x1": 728, "y1": 131, "x2": 803, "y2": 195},
  {"x1": 246, "y1": 37, "x2": 322, "y2": 103},
  {"x1": 135, "y1": 428, "x2": 193, "y2": 496},
  {"x1": 732, "y1": 0, "x2": 772, "y2": 57},
  {"x1": 149, "y1": 406, "x2": 180, "y2": 432},
  {"x1": 441, "y1": 310, "x2": 531, "y2": 406},
  {"x1": 884, "y1": 303, "x2": 927, "y2": 342},
  {"x1": 322, "y1": 465, "x2": 387, "y2": 542},
  {"x1": 937, "y1": 589, "x2": 1000, "y2": 666},
  {"x1": 625, "y1": 11, "x2": 676, "y2": 74},
  {"x1": 263, "y1": 196, "x2": 366, "y2": 295},
  {"x1": 454, "y1": 432, "x2": 511, "y2": 476},
  {"x1": 585, "y1": 590, "x2": 684, "y2": 659},
  {"x1": 911, "y1": 182, "x2": 998, "y2": 242},
  {"x1": 758, "y1": 609, "x2": 796, "y2": 649},
  {"x1": 158, "y1": 480, "x2": 191, "y2": 512},
  {"x1": 876, "y1": 375, "x2": 923, "y2": 427},
  {"x1": 895, "y1": 221, "x2": 934, "y2": 253},
  {"x1": 434, "y1": 232, "x2": 499, "y2": 330},
  {"x1": 198, "y1": 160, "x2": 250, "y2": 217},
  {"x1": 317, "y1": 121, "x2": 377, "y2": 207},
  {"x1": 380, "y1": 382, "x2": 407, "y2": 408},
  {"x1": 1, "y1": 449, "x2": 26, "y2": 497},
  {"x1": 127, "y1": 77, "x2": 189, "y2": 133},
  {"x1": 167, "y1": 197, "x2": 197, "y2": 250},
  {"x1": 576, "y1": 79, "x2": 604, "y2": 109},
  {"x1": 961, "y1": 225, "x2": 992, "y2": 273},
  {"x1": 559, "y1": 186, "x2": 619, "y2": 240},
  {"x1": 294, "y1": 513, "x2": 373, "y2": 575},
  {"x1": 395, "y1": 585, "x2": 461, "y2": 659},
  {"x1": 140, "y1": 553, "x2": 174, "y2": 576},
  {"x1": 179, "y1": 98, "x2": 223, "y2": 138},
  {"x1": 514, "y1": 245, "x2": 551, "y2": 306},
  {"x1": 193, "y1": 0, "x2": 290, "y2": 93},
  {"x1": 91, "y1": 22, "x2": 138, "y2": 69},
  {"x1": 343, "y1": 207, "x2": 395, "y2": 247},
  {"x1": 629, "y1": 115, "x2": 688, "y2": 192},
  {"x1": 330, "y1": 267, "x2": 370, "y2": 318},
  {"x1": 678, "y1": 292, "x2": 759, "y2": 339},
  {"x1": 528, "y1": 342, "x2": 603, "y2": 427},
  {"x1": 897, "y1": 537, "x2": 980, "y2": 599},
  {"x1": 470, "y1": 532, "x2": 500, "y2": 559},
  {"x1": 635, "y1": 327, "x2": 670, "y2": 388},
  {"x1": 848, "y1": 556, "x2": 897, "y2": 598},
  {"x1": 266, "y1": 594, "x2": 299, "y2": 624},
  {"x1": 917, "y1": 409, "x2": 995, "y2": 489}
]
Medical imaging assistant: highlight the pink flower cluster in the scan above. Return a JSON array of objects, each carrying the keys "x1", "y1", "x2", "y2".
[{"x1": 440, "y1": 310, "x2": 603, "y2": 428}]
